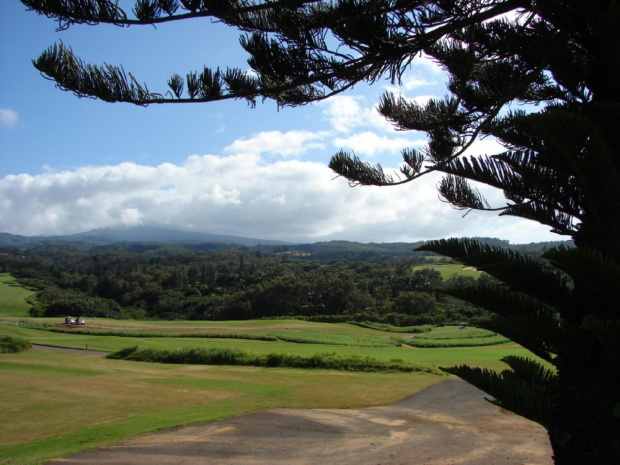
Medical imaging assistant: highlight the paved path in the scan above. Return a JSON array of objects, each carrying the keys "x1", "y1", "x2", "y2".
[{"x1": 48, "y1": 379, "x2": 553, "y2": 465}]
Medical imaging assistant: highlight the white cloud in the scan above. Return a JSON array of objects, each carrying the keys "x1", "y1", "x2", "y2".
[
  {"x1": 402, "y1": 76, "x2": 437, "y2": 90},
  {"x1": 320, "y1": 96, "x2": 394, "y2": 133},
  {"x1": 333, "y1": 131, "x2": 426, "y2": 157},
  {"x1": 0, "y1": 108, "x2": 19, "y2": 129},
  {"x1": 0, "y1": 153, "x2": 558, "y2": 243},
  {"x1": 462, "y1": 137, "x2": 506, "y2": 157},
  {"x1": 384, "y1": 52, "x2": 445, "y2": 91},
  {"x1": 224, "y1": 130, "x2": 327, "y2": 158},
  {"x1": 465, "y1": 215, "x2": 559, "y2": 245},
  {"x1": 119, "y1": 208, "x2": 144, "y2": 226},
  {"x1": 321, "y1": 95, "x2": 367, "y2": 132},
  {"x1": 409, "y1": 94, "x2": 437, "y2": 106}
]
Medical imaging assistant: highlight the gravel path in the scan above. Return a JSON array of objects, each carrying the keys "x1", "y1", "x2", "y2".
[{"x1": 48, "y1": 378, "x2": 553, "y2": 465}]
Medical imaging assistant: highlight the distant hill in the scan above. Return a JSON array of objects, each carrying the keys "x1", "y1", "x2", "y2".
[
  {"x1": 0, "y1": 227, "x2": 573, "y2": 261},
  {"x1": 0, "y1": 233, "x2": 35, "y2": 246},
  {"x1": 0, "y1": 226, "x2": 290, "y2": 248},
  {"x1": 256, "y1": 238, "x2": 573, "y2": 262},
  {"x1": 270, "y1": 241, "x2": 428, "y2": 262}
]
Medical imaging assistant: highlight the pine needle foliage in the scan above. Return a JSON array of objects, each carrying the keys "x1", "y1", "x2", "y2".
[
  {"x1": 417, "y1": 238, "x2": 572, "y2": 309},
  {"x1": 419, "y1": 238, "x2": 620, "y2": 464},
  {"x1": 580, "y1": 316, "x2": 620, "y2": 366},
  {"x1": 444, "y1": 355, "x2": 557, "y2": 428}
]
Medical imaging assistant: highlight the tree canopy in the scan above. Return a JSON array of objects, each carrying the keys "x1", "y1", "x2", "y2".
[{"x1": 20, "y1": 1, "x2": 620, "y2": 464}]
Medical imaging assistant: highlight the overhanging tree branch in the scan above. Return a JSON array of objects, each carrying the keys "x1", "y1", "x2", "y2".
[
  {"x1": 20, "y1": 1, "x2": 620, "y2": 462},
  {"x1": 21, "y1": 0, "x2": 324, "y2": 30}
]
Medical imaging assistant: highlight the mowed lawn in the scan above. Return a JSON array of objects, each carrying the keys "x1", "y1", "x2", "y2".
[
  {"x1": 0, "y1": 348, "x2": 443, "y2": 465},
  {"x1": 412, "y1": 263, "x2": 482, "y2": 280},
  {"x1": 0, "y1": 323, "x2": 540, "y2": 465},
  {"x1": 3, "y1": 322, "x2": 535, "y2": 371},
  {"x1": 0, "y1": 273, "x2": 35, "y2": 318}
]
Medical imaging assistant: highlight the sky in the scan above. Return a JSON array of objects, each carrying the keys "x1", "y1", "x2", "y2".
[{"x1": 0, "y1": 1, "x2": 562, "y2": 244}]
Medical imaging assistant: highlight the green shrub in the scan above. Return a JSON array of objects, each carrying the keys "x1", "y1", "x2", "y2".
[
  {"x1": 36, "y1": 326, "x2": 278, "y2": 341},
  {"x1": 0, "y1": 335, "x2": 32, "y2": 353},
  {"x1": 349, "y1": 321, "x2": 433, "y2": 333},
  {"x1": 106, "y1": 345, "x2": 139, "y2": 359},
  {"x1": 107, "y1": 346, "x2": 440, "y2": 374},
  {"x1": 413, "y1": 328, "x2": 499, "y2": 340},
  {"x1": 401, "y1": 334, "x2": 510, "y2": 348},
  {"x1": 268, "y1": 330, "x2": 401, "y2": 347}
]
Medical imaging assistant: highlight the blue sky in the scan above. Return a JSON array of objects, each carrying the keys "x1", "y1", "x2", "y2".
[{"x1": 0, "y1": 1, "x2": 562, "y2": 244}]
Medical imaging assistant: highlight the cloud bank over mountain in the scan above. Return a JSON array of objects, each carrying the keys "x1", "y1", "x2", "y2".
[
  {"x1": 0, "y1": 152, "x2": 554, "y2": 244},
  {"x1": 1, "y1": 69, "x2": 558, "y2": 244}
]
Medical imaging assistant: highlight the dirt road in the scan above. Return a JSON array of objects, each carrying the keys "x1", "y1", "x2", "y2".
[{"x1": 48, "y1": 378, "x2": 552, "y2": 465}]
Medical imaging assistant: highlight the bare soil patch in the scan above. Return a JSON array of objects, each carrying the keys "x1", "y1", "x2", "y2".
[{"x1": 48, "y1": 379, "x2": 552, "y2": 465}]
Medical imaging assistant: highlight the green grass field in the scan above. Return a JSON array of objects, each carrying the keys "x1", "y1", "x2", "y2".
[
  {"x1": 0, "y1": 276, "x2": 542, "y2": 465},
  {"x1": 2, "y1": 322, "x2": 533, "y2": 370},
  {"x1": 1, "y1": 348, "x2": 442, "y2": 464},
  {"x1": 0, "y1": 273, "x2": 35, "y2": 318},
  {"x1": 412, "y1": 263, "x2": 482, "y2": 280}
]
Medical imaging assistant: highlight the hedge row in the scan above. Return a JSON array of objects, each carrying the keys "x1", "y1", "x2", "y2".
[
  {"x1": 0, "y1": 335, "x2": 32, "y2": 353},
  {"x1": 107, "y1": 346, "x2": 441, "y2": 374}
]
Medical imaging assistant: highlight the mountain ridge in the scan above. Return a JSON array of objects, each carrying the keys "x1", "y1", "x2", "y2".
[
  {"x1": 0, "y1": 227, "x2": 574, "y2": 264},
  {"x1": 0, "y1": 226, "x2": 291, "y2": 247}
]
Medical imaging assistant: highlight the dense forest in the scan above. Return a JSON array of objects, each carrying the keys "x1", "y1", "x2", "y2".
[{"x1": 0, "y1": 238, "x2": 569, "y2": 325}]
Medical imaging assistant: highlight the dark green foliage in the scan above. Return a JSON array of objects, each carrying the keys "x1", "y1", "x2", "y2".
[
  {"x1": 4, "y1": 245, "x2": 489, "y2": 324},
  {"x1": 443, "y1": 356, "x2": 556, "y2": 428},
  {"x1": 580, "y1": 316, "x2": 620, "y2": 365},
  {"x1": 501, "y1": 355, "x2": 558, "y2": 390},
  {"x1": 421, "y1": 238, "x2": 620, "y2": 464},
  {"x1": 437, "y1": 284, "x2": 565, "y2": 362},
  {"x1": 107, "y1": 345, "x2": 140, "y2": 360},
  {"x1": 0, "y1": 335, "x2": 32, "y2": 353},
  {"x1": 107, "y1": 345, "x2": 440, "y2": 374},
  {"x1": 29, "y1": 289, "x2": 122, "y2": 319},
  {"x1": 543, "y1": 247, "x2": 620, "y2": 313},
  {"x1": 417, "y1": 239, "x2": 572, "y2": 310}
]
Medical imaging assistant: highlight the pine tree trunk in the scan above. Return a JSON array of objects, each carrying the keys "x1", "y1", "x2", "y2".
[
  {"x1": 548, "y1": 344, "x2": 620, "y2": 464},
  {"x1": 550, "y1": 9, "x2": 620, "y2": 461}
]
